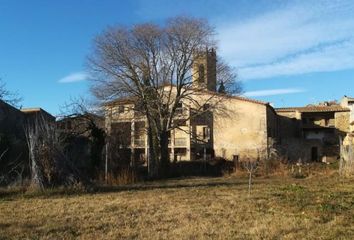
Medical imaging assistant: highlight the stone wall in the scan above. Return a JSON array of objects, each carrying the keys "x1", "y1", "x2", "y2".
[
  {"x1": 335, "y1": 112, "x2": 350, "y2": 134},
  {"x1": 213, "y1": 98, "x2": 269, "y2": 160}
]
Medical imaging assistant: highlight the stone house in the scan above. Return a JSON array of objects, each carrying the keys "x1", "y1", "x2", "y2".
[
  {"x1": 340, "y1": 96, "x2": 354, "y2": 133},
  {"x1": 341, "y1": 96, "x2": 354, "y2": 146},
  {"x1": 276, "y1": 102, "x2": 350, "y2": 163},
  {"x1": 104, "y1": 50, "x2": 279, "y2": 165}
]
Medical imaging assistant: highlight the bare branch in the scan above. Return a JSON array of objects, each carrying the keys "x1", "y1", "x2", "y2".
[{"x1": 0, "y1": 79, "x2": 22, "y2": 107}]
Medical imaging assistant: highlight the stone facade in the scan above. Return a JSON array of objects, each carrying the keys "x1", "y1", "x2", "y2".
[
  {"x1": 212, "y1": 96, "x2": 277, "y2": 160},
  {"x1": 276, "y1": 103, "x2": 351, "y2": 163},
  {"x1": 192, "y1": 49, "x2": 217, "y2": 92},
  {"x1": 341, "y1": 96, "x2": 354, "y2": 133},
  {"x1": 104, "y1": 50, "x2": 279, "y2": 164},
  {"x1": 105, "y1": 93, "x2": 278, "y2": 164},
  {"x1": 103, "y1": 49, "x2": 352, "y2": 165}
]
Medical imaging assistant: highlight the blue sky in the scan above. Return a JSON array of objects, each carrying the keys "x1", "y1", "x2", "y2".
[{"x1": 1, "y1": 0, "x2": 354, "y2": 115}]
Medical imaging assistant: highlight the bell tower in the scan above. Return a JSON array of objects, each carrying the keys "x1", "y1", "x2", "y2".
[{"x1": 192, "y1": 48, "x2": 217, "y2": 92}]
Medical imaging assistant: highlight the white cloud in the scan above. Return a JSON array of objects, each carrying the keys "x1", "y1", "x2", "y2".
[
  {"x1": 58, "y1": 72, "x2": 89, "y2": 83},
  {"x1": 244, "y1": 88, "x2": 306, "y2": 97},
  {"x1": 241, "y1": 40, "x2": 354, "y2": 79},
  {"x1": 218, "y1": 0, "x2": 354, "y2": 80}
]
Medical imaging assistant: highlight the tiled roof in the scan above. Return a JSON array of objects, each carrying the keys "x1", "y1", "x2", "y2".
[
  {"x1": 229, "y1": 95, "x2": 268, "y2": 105},
  {"x1": 276, "y1": 106, "x2": 350, "y2": 113},
  {"x1": 198, "y1": 89, "x2": 269, "y2": 105},
  {"x1": 105, "y1": 89, "x2": 269, "y2": 107},
  {"x1": 105, "y1": 96, "x2": 138, "y2": 106},
  {"x1": 344, "y1": 96, "x2": 354, "y2": 101}
]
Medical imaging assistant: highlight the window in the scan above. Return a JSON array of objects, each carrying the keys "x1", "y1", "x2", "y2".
[
  {"x1": 198, "y1": 64, "x2": 205, "y2": 83},
  {"x1": 302, "y1": 118, "x2": 308, "y2": 124},
  {"x1": 203, "y1": 127, "x2": 210, "y2": 140},
  {"x1": 324, "y1": 118, "x2": 329, "y2": 126},
  {"x1": 175, "y1": 102, "x2": 183, "y2": 114},
  {"x1": 118, "y1": 105, "x2": 125, "y2": 113}
]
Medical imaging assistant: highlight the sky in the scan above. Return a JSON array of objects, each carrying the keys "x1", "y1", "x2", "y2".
[{"x1": 1, "y1": 0, "x2": 354, "y2": 115}]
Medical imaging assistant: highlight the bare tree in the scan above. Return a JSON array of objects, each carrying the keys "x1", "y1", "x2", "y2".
[
  {"x1": 0, "y1": 148, "x2": 9, "y2": 184},
  {"x1": 0, "y1": 79, "x2": 22, "y2": 107},
  {"x1": 88, "y1": 16, "x2": 242, "y2": 178},
  {"x1": 0, "y1": 146, "x2": 25, "y2": 186},
  {"x1": 25, "y1": 116, "x2": 83, "y2": 189},
  {"x1": 58, "y1": 97, "x2": 106, "y2": 180},
  {"x1": 59, "y1": 96, "x2": 104, "y2": 135},
  {"x1": 216, "y1": 57, "x2": 242, "y2": 94},
  {"x1": 242, "y1": 159, "x2": 259, "y2": 196}
]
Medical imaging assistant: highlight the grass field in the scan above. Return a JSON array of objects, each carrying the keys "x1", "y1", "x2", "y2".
[{"x1": 0, "y1": 172, "x2": 353, "y2": 240}]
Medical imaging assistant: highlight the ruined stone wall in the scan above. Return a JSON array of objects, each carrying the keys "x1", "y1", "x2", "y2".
[
  {"x1": 335, "y1": 112, "x2": 350, "y2": 135},
  {"x1": 277, "y1": 111, "x2": 302, "y2": 140},
  {"x1": 279, "y1": 138, "x2": 323, "y2": 162},
  {"x1": 267, "y1": 107, "x2": 278, "y2": 139}
]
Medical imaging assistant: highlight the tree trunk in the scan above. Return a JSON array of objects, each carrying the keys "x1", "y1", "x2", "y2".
[
  {"x1": 29, "y1": 146, "x2": 46, "y2": 190},
  {"x1": 248, "y1": 172, "x2": 252, "y2": 196},
  {"x1": 159, "y1": 131, "x2": 170, "y2": 178},
  {"x1": 147, "y1": 125, "x2": 159, "y2": 179}
]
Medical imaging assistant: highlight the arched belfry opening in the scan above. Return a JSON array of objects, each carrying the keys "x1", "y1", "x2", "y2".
[
  {"x1": 198, "y1": 64, "x2": 205, "y2": 83},
  {"x1": 192, "y1": 48, "x2": 217, "y2": 92}
]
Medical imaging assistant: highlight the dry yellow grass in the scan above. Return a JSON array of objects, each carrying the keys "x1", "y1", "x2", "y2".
[{"x1": 0, "y1": 173, "x2": 353, "y2": 240}]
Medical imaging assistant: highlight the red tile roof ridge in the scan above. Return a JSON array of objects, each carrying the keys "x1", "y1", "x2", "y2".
[{"x1": 276, "y1": 105, "x2": 350, "y2": 112}]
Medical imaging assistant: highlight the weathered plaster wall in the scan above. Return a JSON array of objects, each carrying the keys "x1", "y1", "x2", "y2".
[
  {"x1": 213, "y1": 99, "x2": 268, "y2": 160},
  {"x1": 335, "y1": 112, "x2": 350, "y2": 134}
]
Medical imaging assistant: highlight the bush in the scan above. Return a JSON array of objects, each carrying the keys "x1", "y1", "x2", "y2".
[
  {"x1": 99, "y1": 167, "x2": 140, "y2": 185},
  {"x1": 169, "y1": 159, "x2": 234, "y2": 178}
]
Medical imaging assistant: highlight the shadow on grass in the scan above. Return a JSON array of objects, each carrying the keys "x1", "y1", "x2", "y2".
[
  {"x1": 95, "y1": 177, "x2": 252, "y2": 194},
  {"x1": 0, "y1": 177, "x2": 266, "y2": 200},
  {"x1": 0, "y1": 187, "x2": 27, "y2": 200}
]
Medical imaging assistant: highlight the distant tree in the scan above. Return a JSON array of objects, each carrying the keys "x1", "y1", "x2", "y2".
[
  {"x1": 25, "y1": 115, "x2": 88, "y2": 189},
  {"x1": 0, "y1": 79, "x2": 24, "y2": 185},
  {"x1": 59, "y1": 97, "x2": 106, "y2": 180},
  {"x1": 216, "y1": 58, "x2": 242, "y2": 94},
  {"x1": 88, "y1": 16, "x2": 242, "y2": 178},
  {"x1": 0, "y1": 79, "x2": 22, "y2": 107},
  {"x1": 218, "y1": 81, "x2": 226, "y2": 94}
]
